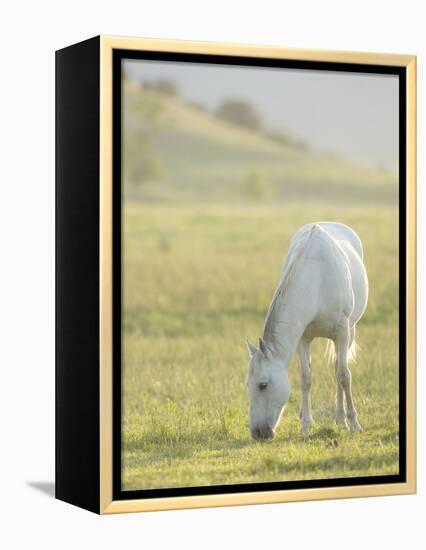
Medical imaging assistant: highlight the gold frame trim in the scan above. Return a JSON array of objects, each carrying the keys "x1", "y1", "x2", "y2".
[{"x1": 99, "y1": 36, "x2": 416, "y2": 514}]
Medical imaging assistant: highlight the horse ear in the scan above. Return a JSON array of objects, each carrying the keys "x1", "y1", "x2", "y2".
[
  {"x1": 258, "y1": 337, "x2": 268, "y2": 356},
  {"x1": 246, "y1": 340, "x2": 257, "y2": 358}
]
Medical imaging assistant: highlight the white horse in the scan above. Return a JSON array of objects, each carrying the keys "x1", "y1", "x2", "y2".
[{"x1": 247, "y1": 222, "x2": 368, "y2": 440}]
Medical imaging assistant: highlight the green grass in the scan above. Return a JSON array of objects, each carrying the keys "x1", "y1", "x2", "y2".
[{"x1": 122, "y1": 201, "x2": 399, "y2": 490}]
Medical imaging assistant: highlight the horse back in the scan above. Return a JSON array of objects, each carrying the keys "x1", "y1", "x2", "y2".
[
  {"x1": 291, "y1": 222, "x2": 363, "y2": 261},
  {"x1": 291, "y1": 222, "x2": 368, "y2": 325}
]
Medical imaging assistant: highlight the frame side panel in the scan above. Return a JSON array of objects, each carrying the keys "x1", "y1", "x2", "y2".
[
  {"x1": 55, "y1": 36, "x2": 101, "y2": 513},
  {"x1": 405, "y1": 57, "x2": 417, "y2": 491}
]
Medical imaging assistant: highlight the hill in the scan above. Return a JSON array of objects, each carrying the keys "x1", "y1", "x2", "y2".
[{"x1": 123, "y1": 85, "x2": 397, "y2": 204}]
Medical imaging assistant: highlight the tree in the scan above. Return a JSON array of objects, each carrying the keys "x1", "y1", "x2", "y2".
[
  {"x1": 143, "y1": 79, "x2": 178, "y2": 97},
  {"x1": 215, "y1": 99, "x2": 262, "y2": 132}
]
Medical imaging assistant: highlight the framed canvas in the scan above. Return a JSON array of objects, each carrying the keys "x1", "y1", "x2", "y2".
[{"x1": 55, "y1": 36, "x2": 416, "y2": 514}]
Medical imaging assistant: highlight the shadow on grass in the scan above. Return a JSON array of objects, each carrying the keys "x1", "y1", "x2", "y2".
[
  {"x1": 124, "y1": 421, "x2": 256, "y2": 453},
  {"x1": 126, "y1": 433, "x2": 255, "y2": 454},
  {"x1": 124, "y1": 421, "x2": 325, "y2": 457},
  {"x1": 256, "y1": 451, "x2": 398, "y2": 478}
]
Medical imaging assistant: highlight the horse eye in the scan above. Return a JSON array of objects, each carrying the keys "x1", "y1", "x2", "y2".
[{"x1": 259, "y1": 382, "x2": 268, "y2": 391}]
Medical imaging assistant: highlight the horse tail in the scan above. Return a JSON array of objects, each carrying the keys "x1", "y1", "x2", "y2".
[
  {"x1": 325, "y1": 339, "x2": 336, "y2": 365},
  {"x1": 325, "y1": 330, "x2": 357, "y2": 365},
  {"x1": 347, "y1": 337, "x2": 358, "y2": 363}
]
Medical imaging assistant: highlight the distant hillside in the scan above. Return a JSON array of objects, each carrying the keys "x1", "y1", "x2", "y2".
[{"x1": 123, "y1": 84, "x2": 398, "y2": 204}]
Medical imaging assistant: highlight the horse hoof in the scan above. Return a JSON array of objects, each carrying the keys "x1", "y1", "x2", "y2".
[
  {"x1": 300, "y1": 421, "x2": 313, "y2": 435},
  {"x1": 335, "y1": 416, "x2": 347, "y2": 429},
  {"x1": 348, "y1": 420, "x2": 363, "y2": 432}
]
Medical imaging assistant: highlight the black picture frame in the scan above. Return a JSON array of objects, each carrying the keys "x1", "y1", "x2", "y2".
[{"x1": 112, "y1": 48, "x2": 407, "y2": 502}]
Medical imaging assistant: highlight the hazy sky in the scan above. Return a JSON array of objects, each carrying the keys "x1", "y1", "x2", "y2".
[{"x1": 125, "y1": 59, "x2": 399, "y2": 170}]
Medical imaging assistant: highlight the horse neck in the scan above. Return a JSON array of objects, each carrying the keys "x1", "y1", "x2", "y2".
[{"x1": 264, "y1": 283, "x2": 311, "y2": 366}]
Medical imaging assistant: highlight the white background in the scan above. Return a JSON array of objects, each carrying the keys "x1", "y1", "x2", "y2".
[{"x1": 0, "y1": 1, "x2": 423, "y2": 548}]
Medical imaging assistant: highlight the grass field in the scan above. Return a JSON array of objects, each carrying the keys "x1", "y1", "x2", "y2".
[{"x1": 122, "y1": 201, "x2": 399, "y2": 491}]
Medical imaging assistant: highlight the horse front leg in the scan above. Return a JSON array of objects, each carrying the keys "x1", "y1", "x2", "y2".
[
  {"x1": 335, "y1": 323, "x2": 362, "y2": 432},
  {"x1": 297, "y1": 338, "x2": 314, "y2": 434}
]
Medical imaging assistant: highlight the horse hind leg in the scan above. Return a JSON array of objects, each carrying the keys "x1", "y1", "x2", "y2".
[
  {"x1": 334, "y1": 323, "x2": 363, "y2": 432},
  {"x1": 297, "y1": 338, "x2": 314, "y2": 434},
  {"x1": 335, "y1": 360, "x2": 347, "y2": 427},
  {"x1": 328, "y1": 339, "x2": 346, "y2": 427}
]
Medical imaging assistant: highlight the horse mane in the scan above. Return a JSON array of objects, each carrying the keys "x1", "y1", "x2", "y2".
[{"x1": 263, "y1": 224, "x2": 319, "y2": 343}]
